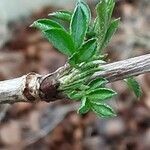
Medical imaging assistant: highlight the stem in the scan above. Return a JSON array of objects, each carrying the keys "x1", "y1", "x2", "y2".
[
  {"x1": 92, "y1": 54, "x2": 150, "y2": 82},
  {"x1": 0, "y1": 54, "x2": 149, "y2": 104}
]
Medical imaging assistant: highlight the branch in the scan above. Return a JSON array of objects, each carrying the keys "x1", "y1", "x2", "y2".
[
  {"x1": 92, "y1": 54, "x2": 150, "y2": 82},
  {"x1": 0, "y1": 54, "x2": 149, "y2": 104}
]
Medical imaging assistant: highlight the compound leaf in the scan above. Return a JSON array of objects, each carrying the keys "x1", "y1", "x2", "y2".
[
  {"x1": 70, "y1": 1, "x2": 90, "y2": 49},
  {"x1": 70, "y1": 67, "x2": 102, "y2": 82},
  {"x1": 31, "y1": 19, "x2": 63, "y2": 31},
  {"x1": 78, "y1": 97, "x2": 90, "y2": 114},
  {"x1": 79, "y1": 1, "x2": 91, "y2": 22},
  {"x1": 43, "y1": 28, "x2": 75, "y2": 56},
  {"x1": 95, "y1": 0, "x2": 117, "y2": 51},
  {"x1": 67, "y1": 90, "x2": 84, "y2": 100},
  {"x1": 88, "y1": 78, "x2": 108, "y2": 89},
  {"x1": 102, "y1": 18, "x2": 120, "y2": 49},
  {"x1": 86, "y1": 88, "x2": 117, "y2": 102},
  {"x1": 125, "y1": 77, "x2": 142, "y2": 98},
  {"x1": 107, "y1": 0, "x2": 115, "y2": 22},
  {"x1": 77, "y1": 38, "x2": 97, "y2": 62},
  {"x1": 70, "y1": 38, "x2": 97, "y2": 64},
  {"x1": 49, "y1": 10, "x2": 72, "y2": 21},
  {"x1": 91, "y1": 102, "x2": 116, "y2": 117},
  {"x1": 96, "y1": 0, "x2": 108, "y2": 47}
]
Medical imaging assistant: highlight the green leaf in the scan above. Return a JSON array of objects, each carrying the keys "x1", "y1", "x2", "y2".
[
  {"x1": 62, "y1": 83, "x2": 82, "y2": 91},
  {"x1": 68, "y1": 52, "x2": 79, "y2": 66},
  {"x1": 96, "y1": 0, "x2": 108, "y2": 46},
  {"x1": 78, "y1": 97, "x2": 90, "y2": 114},
  {"x1": 67, "y1": 90, "x2": 84, "y2": 100},
  {"x1": 79, "y1": 61, "x2": 99, "y2": 71},
  {"x1": 107, "y1": 0, "x2": 115, "y2": 22},
  {"x1": 43, "y1": 28, "x2": 75, "y2": 56},
  {"x1": 30, "y1": 19, "x2": 63, "y2": 31},
  {"x1": 79, "y1": 1, "x2": 91, "y2": 22},
  {"x1": 86, "y1": 88, "x2": 117, "y2": 102},
  {"x1": 49, "y1": 10, "x2": 72, "y2": 21},
  {"x1": 70, "y1": 1, "x2": 90, "y2": 48},
  {"x1": 91, "y1": 102, "x2": 116, "y2": 118},
  {"x1": 78, "y1": 38, "x2": 97, "y2": 62},
  {"x1": 86, "y1": 30, "x2": 96, "y2": 39},
  {"x1": 125, "y1": 77, "x2": 142, "y2": 98},
  {"x1": 88, "y1": 78, "x2": 108, "y2": 89},
  {"x1": 62, "y1": 78, "x2": 87, "y2": 90},
  {"x1": 92, "y1": 54, "x2": 108, "y2": 61},
  {"x1": 101, "y1": 18, "x2": 120, "y2": 49},
  {"x1": 69, "y1": 38, "x2": 97, "y2": 64},
  {"x1": 70, "y1": 67, "x2": 102, "y2": 83},
  {"x1": 95, "y1": 0, "x2": 117, "y2": 51}
]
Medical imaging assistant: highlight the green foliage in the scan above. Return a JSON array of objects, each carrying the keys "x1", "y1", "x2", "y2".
[
  {"x1": 70, "y1": 0, "x2": 90, "y2": 49},
  {"x1": 30, "y1": 19, "x2": 64, "y2": 31},
  {"x1": 91, "y1": 102, "x2": 116, "y2": 118},
  {"x1": 31, "y1": 0, "x2": 141, "y2": 118},
  {"x1": 125, "y1": 77, "x2": 142, "y2": 98},
  {"x1": 88, "y1": 78, "x2": 108, "y2": 89},
  {"x1": 49, "y1": 10, "x2": 72, "y2": 21},
  {"x1": 43, "y1": 29, "x2": 75, "y2": 56},
  {"x1": 96, "y1": 0, "x2": 108, "y2": 49},
  {"x1": 78, "y1": 97, "x2": 90, "y2": 114},
  {"x1": 69, "y1": 38, "x2": 97, "y2": 65},
  {"x1": 101, "y1": 18, "x2": 120, "y2": 50},
  {"x1": 86, "y1": 88, "x2": 117, "y2": 102},
  {"x1": 95, "y1": 0, "x2": 119, "y2": 52},
  {"x1": 67, "y1": 90, "x2": 84, "y2": 100}
]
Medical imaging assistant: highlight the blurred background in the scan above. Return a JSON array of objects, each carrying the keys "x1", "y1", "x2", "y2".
[{"x1": 0, "y1": 0, "x2": 149, "y2": 149}]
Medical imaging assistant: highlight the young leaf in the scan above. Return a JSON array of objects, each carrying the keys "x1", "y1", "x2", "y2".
[
  {"x1": 70, "y1": 67, "x2": 102, "y2": 83},
  {"x1": 49, "y1": 10, "x2": 72, "y2": 22},
  {"x1": 77, "y1": 38, "x2": 97, "y2": 62},
  {"x1": 88, "y1": 78, "x2": 108, "y2": 89},
  {"x1": 86, "y1": 30, "x2": 96, "y2": 39},
  {"x1": 70, "y1": 1, "x2": 90, "y2": 48},
  {"x1": 69, "y1": 38, "x2": 97, "y2": 64},
  {"x1": 86, "y1": 88, "x2": 117, "y2": 102},
  {"x1": 62, "y1": 78, "x2": 87, "y2": 90},
  {"x1": 125, "y1": 77, "x2": 142, "y2": 98},
  {"x1": 95, "y1": 0, "x2": 117, "y2": 52},
  {"x1": 79, "y1": 1, "x2": 91, "y2": 22},
  {"x1": 79, "y1": 60, "x2": 105, "y2": 71},
  {"x1": 101, "y1": 18, "x2": 120, "y2": 49},
  {"x1": 96, "y1": 0, "x2": 108, "y2": 47},
  {"x1": 67, "y1": 90, "x2": 84, "y2": 100},
  {"x1": 91, "y1": 102, "x2": 116, "y2": 117},
  {"x1": 107, "y1": 0, "x2": 115, "y2": 22},
  {"x1": 79, "y1": 61, "x2": 99, "y2": 71},
  {"x1": 68, "y1": 52, "x2": 79, "y2": 66},
  {"x1": 62, "y1": 82, "x2": 82, "y2": 91},
  {"x1": 30, "y1": 19, "x2": 63, "y2": 31},
  {"x1": 92, "y1": 54, "x2": 108, "y2": 61},
  {"x1": 43, "y1": 28, "x2": 75, "y2": 56},
  {"x1": 78, "y1": 97, "x2": 90, "y2": 114}
]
